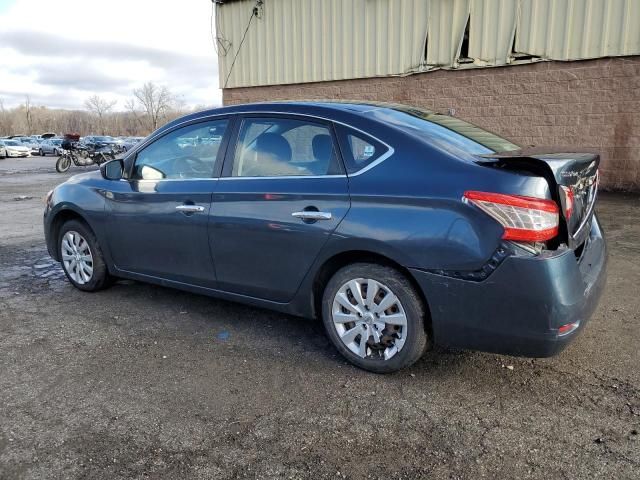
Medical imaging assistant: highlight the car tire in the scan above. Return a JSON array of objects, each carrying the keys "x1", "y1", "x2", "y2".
[
  {"x1": 58, "y1": 220, "x2": 112, "y2": 292},
  {"x1": 39, "y1": 149, "x2": 44, "y2": 156},
  {"x1": 321, "y1": 263, "x2": 428, "y2": 373}
]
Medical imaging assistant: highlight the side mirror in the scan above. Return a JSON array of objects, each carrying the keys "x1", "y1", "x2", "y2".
[{"x1": 101, "y1": 159, "x2": 124, "y2": 180}]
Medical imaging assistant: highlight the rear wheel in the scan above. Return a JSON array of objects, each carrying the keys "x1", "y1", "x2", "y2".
[
  {"x1": 59, "y1": 220, "x2": 111, "y2": 292},
  {"x1": 321, "y1": 263, "x2": 428, "y2": 373},
  {"x1": 56, "y1": 155, "x2": 71, "y2": 173}
]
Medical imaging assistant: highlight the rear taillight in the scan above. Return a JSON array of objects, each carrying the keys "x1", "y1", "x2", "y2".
[{"x1": 463, "y1": 191, "x2": 559, "y2": 242}]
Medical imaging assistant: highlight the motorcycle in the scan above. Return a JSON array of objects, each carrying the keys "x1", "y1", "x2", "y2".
[{"x1": 55, "y1": 143, "x2": 116, "y2": 173}]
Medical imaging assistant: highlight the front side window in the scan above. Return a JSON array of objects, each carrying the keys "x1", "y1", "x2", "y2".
[
  {"x1": 132, "y1": 119, "x2": 228, "y2": 180},
  {"x1": 231, "y1": 117, "x2": 342, "y2": 177}
]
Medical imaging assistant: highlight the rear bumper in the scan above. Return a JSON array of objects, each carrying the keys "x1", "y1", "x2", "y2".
[{"x1": 411, "y1": 215, "x2": 607, "y2": 357}]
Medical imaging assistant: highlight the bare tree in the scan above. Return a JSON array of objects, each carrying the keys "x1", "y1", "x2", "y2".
[
  {"x1": 0, "y1": 94, "x2": 202, "y2": 137},
  {"x1": 84, "y1": 95, "x2": 117, "y2": 135},
  {"x1": 0, "y1": 98, "x2": 9, "y2": 135},
  {"x1": 132, "y1": 82, "x2": 175, "y2": 132},
  {"x1": 24, "y1": 95, "x2": 33, "y2": 134}
]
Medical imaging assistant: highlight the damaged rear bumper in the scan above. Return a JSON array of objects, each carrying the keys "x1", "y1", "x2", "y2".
[{"x1": 410, "y1": 215, "x2": 607, "y2": 357}]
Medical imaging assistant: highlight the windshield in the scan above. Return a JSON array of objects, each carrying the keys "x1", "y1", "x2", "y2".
[
  {"x1": 5, "y1": 140, "x2": 20, "y2": 146},
  {"x1": 52, "y1": 139, "x2": 62, "y2": 145},
  {"x1": 93, "y1": 136, "x2": 112, "y2": 142},
  {"x1": 377, "y1": 106, "x2": 519, "y2": 155}
]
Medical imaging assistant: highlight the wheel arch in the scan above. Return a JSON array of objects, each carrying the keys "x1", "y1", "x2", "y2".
[
  {"x1": 310, "y1": 249, "x2": 432, "y2": 335},
  {"x1": 48, "y1": 207, "x2": 96, "y2": 261}
]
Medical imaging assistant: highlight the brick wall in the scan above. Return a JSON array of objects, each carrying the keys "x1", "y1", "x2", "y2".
[{"x1": 223, "y1": 57, "x2": 640, "y2": 191}]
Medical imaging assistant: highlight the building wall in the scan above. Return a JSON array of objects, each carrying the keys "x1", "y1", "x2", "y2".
[
  {"x1": 216, "y1": 0, "x2": 640, "y2": 89},
  {"x1": 223, "y1": 57, "x2": 640, "y2": 190}
]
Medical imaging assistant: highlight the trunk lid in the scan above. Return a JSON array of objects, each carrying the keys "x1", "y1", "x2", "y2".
[{"x1": 477, "y1": 149, "x2": 599, "y2": 249}]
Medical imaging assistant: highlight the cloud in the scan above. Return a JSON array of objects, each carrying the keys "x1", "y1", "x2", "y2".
[
  {"x1": 0, "y1": 0, "x2": 222, "y2": 110},
  {"x1": 0, "y1": 31, "x2": 216, "y2": 74}
]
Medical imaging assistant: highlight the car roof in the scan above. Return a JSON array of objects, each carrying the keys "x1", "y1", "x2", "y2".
[{"x1": 157, "y1": 100, "x2": 433, "y2": 139}]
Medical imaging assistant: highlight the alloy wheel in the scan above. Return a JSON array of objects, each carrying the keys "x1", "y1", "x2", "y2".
[
  {"x1": 331, "y1": 278, "x2": 408, "y2": 361},
  {"x1": 61, "y1": 231, "x2": 94, "y2": 285}
]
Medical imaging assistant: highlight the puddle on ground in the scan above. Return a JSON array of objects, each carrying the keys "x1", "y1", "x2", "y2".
[{"x1": 0, "y1": 248, "x2": 67, "y2": 294}]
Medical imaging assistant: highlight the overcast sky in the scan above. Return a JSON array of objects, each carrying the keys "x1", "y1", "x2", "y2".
[{"x1": 0, "y1": 0, "x2": 222, "y2": 110}]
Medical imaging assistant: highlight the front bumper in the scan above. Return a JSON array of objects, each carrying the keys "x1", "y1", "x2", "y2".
[
  {"x1": 7, "y1": 151, "x2": 29, "y2": 157},
  {"x1": 410, "y1": 216, "x2": 607, "y2": 357}
]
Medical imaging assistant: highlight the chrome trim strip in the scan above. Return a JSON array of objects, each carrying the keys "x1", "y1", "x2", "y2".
[
  {"x1": 219, "y1": 174, "x2": 347, "y2": 181},
  {"x1": 131, "y1": 178, "x2": 220, "y2": 183},
  {"x1": 130, "y1": 109, "x2": 395, "y2": 179}
]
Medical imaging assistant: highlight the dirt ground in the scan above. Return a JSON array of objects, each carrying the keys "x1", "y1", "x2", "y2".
[{"x1": 1, "y1": 156, "x2": 639, "y2": 480}]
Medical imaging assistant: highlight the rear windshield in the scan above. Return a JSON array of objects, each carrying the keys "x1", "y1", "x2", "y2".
[{"x1": 379, "y1": 106, "x2": 519, "y2": 155}]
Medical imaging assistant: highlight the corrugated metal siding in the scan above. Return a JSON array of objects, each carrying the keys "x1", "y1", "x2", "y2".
[
  {"x1": 468, "y1": 0, "x2": 517, "y2": 66},
  {"x1": 516, "y1": 0, "x2": 640, "y2": 60},
  {"x1": 216, "y1": 0, "x2": 640, "y2": 88},
  {"x1": 425, "y1": 0, "x2": 469, "y2": 67},
  {"x1": 217, "y1": 0, "x2": 429, "y2": 88}
]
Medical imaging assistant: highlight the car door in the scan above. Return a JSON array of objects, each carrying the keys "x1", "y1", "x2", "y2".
[
  {"x1": 104, "y1": 118, "x2": 231, "y2": 287},
  {"x1": 211, "y1": 114, "x2": 350, "y2": 302}
]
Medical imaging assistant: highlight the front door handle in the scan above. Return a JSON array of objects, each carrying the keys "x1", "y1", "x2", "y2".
[
  {"x1": 176, "y1": 205, "x2": 205, "y2": 213},
  {"x1": 291, "y1": 211, "x2": 332, "y2": 221}
]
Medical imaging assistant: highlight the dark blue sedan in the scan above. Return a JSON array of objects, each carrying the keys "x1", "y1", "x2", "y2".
[{"x1": 43, "y1": 102, "x2": 606, "y2": 372}]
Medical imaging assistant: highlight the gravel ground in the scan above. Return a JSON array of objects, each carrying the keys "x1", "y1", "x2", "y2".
[{"x1": 1, "y1": 156, "x2": 639, "y2": 479}]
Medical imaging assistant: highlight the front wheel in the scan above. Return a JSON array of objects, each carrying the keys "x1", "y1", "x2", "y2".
[
  {"x1": 55, "y1": 155, "x2": 71, "y2": 173},
  {"x1": 59, "y1": 220, "x2": 112, "y2": 292},
  {"x1": 322, "y1": 263, "x2": 428, "y2": 373},
  {"x1": 39, "y1": 149, "x2": 44, "y2": 156}
]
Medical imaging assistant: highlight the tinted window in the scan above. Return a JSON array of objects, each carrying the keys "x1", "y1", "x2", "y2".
[
  {"x1": 336, "y1": 126, "x2": 388, "y2": 174},
  {"x1": 231, "y1": 117, "x2": 342, "y2": 177},
  {"x1": 376, "y1": 106, "x2": 519, "y2": 154},
  {"x1": 132, "y1": 120, "x2": 228, "y2": 180}
]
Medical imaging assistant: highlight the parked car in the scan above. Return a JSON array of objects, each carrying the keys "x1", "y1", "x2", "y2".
[
  {"x1": 0, "y1": 139, "x2": 31, "y2": 158},
  {"x1": 19, "y1": 138, "x2": 41, "y2": 155},
  {"x1": 82, "y1": 135, "x2": 119, "y2": 152},
  {"x1": 119, "y1": 136, "x2": 144, "y2": 152},
  {"x1": 39, "y1": 138, "x2": 64, "y2": 156},
  {"x1": 43, "y1": 102, "x2": 606, "y2": 372}
]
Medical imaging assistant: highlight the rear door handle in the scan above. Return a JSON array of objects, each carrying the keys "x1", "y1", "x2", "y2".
[
  {"x1": 291, "y1": 211, "x2": 332, "y2": 221},
  {"x1": 176, "y1": 205, "x2": 205, "y2": 213}
]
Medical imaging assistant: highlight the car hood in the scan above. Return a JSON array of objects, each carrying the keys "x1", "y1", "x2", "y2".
[
  {"x1": 67, "y1": 170, "x2": 102, "y2": 184},
  {"x1": 7, "y1": 145, "x2": 30, "y2": 151}
]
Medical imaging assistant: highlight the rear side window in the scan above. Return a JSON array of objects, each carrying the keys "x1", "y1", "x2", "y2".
[
  {"x1": 230, "y1": 117, "x2": 343, "y2": 177},
  {"x1": 335, "y1": 125, "x2": 388, "y2": 174}
]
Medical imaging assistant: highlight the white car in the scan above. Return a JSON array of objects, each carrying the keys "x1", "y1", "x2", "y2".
[
  {"x1": 18, "y1": 138, "x2": 41, "y2": 155},
  {"x1": 0, "y1": 139, "x2": 31, "y2": 158}
]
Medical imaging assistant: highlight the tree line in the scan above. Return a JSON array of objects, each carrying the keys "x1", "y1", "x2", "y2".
[{"x1": 0, "y1": 82, "x2": 212, "y2": 137}]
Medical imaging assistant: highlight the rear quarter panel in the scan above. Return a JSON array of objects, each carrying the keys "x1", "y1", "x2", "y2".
[{"x1": 331, "y1": 131, "x2": 517, "y2": 272}]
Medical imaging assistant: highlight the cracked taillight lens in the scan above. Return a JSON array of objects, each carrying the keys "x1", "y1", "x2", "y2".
[
  {"x1": 559, "y1": 185, "x2": 574, "y2": 220},
  {"x1": 463, "y1": 191, "x2": 559, "y2": 242}
]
